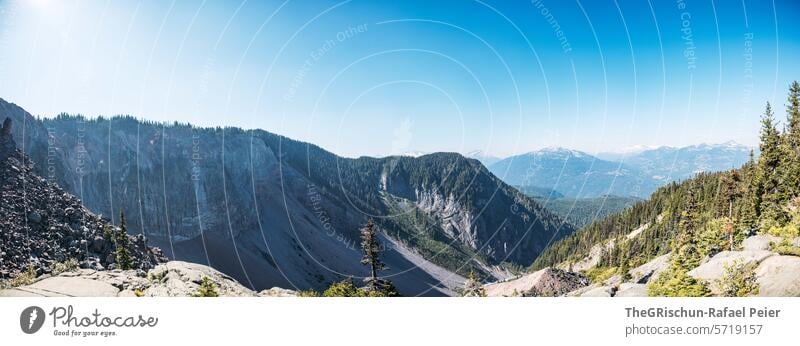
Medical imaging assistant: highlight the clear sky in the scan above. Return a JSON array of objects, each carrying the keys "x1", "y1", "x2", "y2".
[{"x1": 0, "y1": 0, "x2": 798, "y2": 158}]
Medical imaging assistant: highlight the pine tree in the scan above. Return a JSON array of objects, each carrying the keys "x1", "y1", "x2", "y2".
[
  {"x1": 757, "y1": 102, "x2": 788, "y2": 227},
  {"x1": 462, "y1": 271, "x2": 487, "y2": 297},
  {"x1": 359, "y1": 219, "x2": 397, "y2": 296},
  {"x1": 786, "y1": 81, "x2": 800, "y2": 150},
  {"x1": 782, "y1": 81, "x2": 800, "y2": 199},
  {"x1": 737, "y1": 151, "x2": 759, "y2": 230},
  {"x1": 114, "y1": 210, "x2": 133, "y2": 270},
  {"x1": 718, "y1": 170, "x2": 741, "y2": 249},
  {"x1": 194, "y1": 276, "x2": 219, "y2": 297}
]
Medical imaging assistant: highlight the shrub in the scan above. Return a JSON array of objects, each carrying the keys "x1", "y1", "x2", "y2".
[
  {"x1": 322, "y1": 280, "x2": 362, "y2": 297},
  {"x1": 0, "y1": 265, "x2": 38, "y2": 289},
  {"x1": 584, "y1": 266, "x2": 617, "y2": 284},
  {"x1": 698, "y1": 218, "x2": 732, "y2": 256},
  {"x1": 714, "y1": 260, "x2": 759, "y2": 297},
  {"x1": 134, "y1": 288, "x2": 145, "y2": 297},
  {"x1": 50, "y1": 259, "x2": 79, "y2": 275},
  {"x1": 647, "y1": 268, "x2": 710, "y2": 297},
  {"x1": 770, "y1": 240, "x2": 800, "y2": 257},
  {"x1": 296, "y1": 289, "x2": 321, "y2": 297},
  {"x1": 194, "y1": 277, "x2": 219, "y2": 297}
]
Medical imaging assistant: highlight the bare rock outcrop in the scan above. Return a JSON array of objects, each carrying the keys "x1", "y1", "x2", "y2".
[
  {"x1": 484, "y1": 268, "x2": 589, "y2": 297},
  {"x1": 0, "y1": 261, "x2": 295, "y2": 297}
]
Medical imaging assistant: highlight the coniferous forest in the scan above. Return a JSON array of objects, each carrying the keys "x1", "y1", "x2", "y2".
[{"x1": 532, "y1": 82, "x2": 800, "y2": 296}]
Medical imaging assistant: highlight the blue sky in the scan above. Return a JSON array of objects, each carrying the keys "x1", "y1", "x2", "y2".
[{"x1": 0, "y1": 0, "x2": 798, "y2": 158}]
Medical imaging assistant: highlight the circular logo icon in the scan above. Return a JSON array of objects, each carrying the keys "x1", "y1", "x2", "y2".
[{"x1": 20, "y1": 306, "x2": 45, "y2": 334}]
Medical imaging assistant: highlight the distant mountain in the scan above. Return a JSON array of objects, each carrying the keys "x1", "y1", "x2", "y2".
[
  {"x1": 618, "y1": 142, "x2": 752, "y2": 183},
  {"x1": 490, "y1": 144, "x2": 753, "y2": 199},
  {"x1": 514, "y1": 185, "x2": 565, "y2": 199},
  {"x1": 466, "y1": 150, "x2": 501, "y2": 167},
  {"x1": 489, "y1": 148, "x2": 657, "y2": 199},
  {"x1": 0, "y1": 98, "x2": 573, "y2": 296}
]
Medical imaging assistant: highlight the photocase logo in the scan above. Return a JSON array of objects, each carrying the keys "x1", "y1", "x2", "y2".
[{"x1": 20, "y1": 306, "x2": 45, "y2": 334}]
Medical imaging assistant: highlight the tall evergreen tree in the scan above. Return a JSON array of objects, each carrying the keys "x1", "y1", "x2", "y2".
[
  {"x1": 115, "y1": 210, "x2": 133, "y2": 270},
  {"x1": 786, "y1": 81, "x2": 800, "y2": 149},
  {"x1": 782, "y1": 81, "x2": 800, "y2": 199},
  {"x1": 757, "y1": 102, "x2": 788, "y2": 227},
  {"x1": 359, "y1": 219, "x2": 397, "y2": 296}
]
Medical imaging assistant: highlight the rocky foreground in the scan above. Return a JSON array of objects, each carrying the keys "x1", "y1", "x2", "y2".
[
  {"x1": 0, "y1": 260, "x2": 297, "y2": 297},
  {"x1": 485, "y1": 234, "x2": 800, "y2": 297},
  {"x1": 0, "y1": 118, "x2": 165, "y2": 279}
]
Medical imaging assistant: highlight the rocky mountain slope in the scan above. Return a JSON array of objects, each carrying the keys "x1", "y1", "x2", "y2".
[
  {"x1": 0, "y1": 98, "x2": 572, "y2": 296},
  {"x1": 0, "y1": 118, "x2": 165, "y2": 281}
]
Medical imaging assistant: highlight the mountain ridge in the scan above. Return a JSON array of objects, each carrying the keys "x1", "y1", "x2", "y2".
[{"x1": 0, "y1": 97, "x2": 572, "y2": 296}]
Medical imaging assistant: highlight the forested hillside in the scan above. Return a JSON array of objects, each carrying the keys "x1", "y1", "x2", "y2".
[{"x1": 532, "y1": 82, "x2": 800, "y2": 296}]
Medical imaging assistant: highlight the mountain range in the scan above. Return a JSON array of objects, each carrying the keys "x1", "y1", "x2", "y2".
[
  {"x1": 0, "y1": 98, "x2": 572, "y2": 296},
  {"x1": 486, "y1": 144, "x2": 752, "y2": 199}
]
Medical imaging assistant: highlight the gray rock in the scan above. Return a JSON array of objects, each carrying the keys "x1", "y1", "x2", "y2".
[
  {"x1": 90, "y1": 236, "x2": 105, "y2": 253},
  {"x1": 27, "y1": 212, "x2": 42, "y2": 224},
  {"x1": 756, "y1": 256, "x2": 800, "y2": 297},
  {"x1": 580, "y1": 286, "x2": 614, "y2": 297},
  {"x1": 742, "y1": 235, "x2": 782, "y2": 251},
  {"x1": 615, "y1": 283, "x2": 648, "y2": 297},
  {"x1": 630, "y1": 253, "x2": 671, "y2": 284},
  {"x1": 258, "y1": 287, "x2": 298, "y2": 297},
  {"x1": 688, "y1": 250, "x2": 774, "y2": 283}
]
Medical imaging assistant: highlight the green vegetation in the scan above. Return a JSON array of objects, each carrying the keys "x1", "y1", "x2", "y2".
[
  {"x1": 359, "y1": 219, "x2": 398, "y2": 297},
  {"x1": 533, "y1": 195, "x2": 641, "y2": 228},
  {"x1": 461, "y1": 271, "x2": 487, "y2": 297},
  {"x1": 0, "y1": 265, "x2": 38, "y2": 289},
  {"x1": 194, "y1": 276, "x2": 219, "y2": 297},
  {"x1": 583, "y1": 266, "x2": 617, "y2": 284},
  {"x1": 114, "y1": 210, "x2": 133, "y2": 270},
  {"x1": 49, "y1": 259, "x2": 79, "y2": 275},
  {"x1": 536, "y1": 82, "x2": 800, "y2": 296},
  {"x1": 714, "y1": 260, "x2": 759, "y2": 297},
  {"x1": 134, "y1": 288, "x2": 145, "y2": 297},
  {"x1": 770, "y1": 239, "x2": 800, "y2": 257},
  {"x1": 296, "y1": 289, "x2": 321, "y2": 297}
]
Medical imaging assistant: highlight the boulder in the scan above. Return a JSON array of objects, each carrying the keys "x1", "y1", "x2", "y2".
[
  {"x1": 755, "y1": 256, "x2": 800, "y2": 297},
  {"x1": 90, "y1": 236, "x2": 105, "y2": 253},
  {"x1": 259, "y1": 287, "x2": 298, "y2": 297},
  {"x1": 580, "y1": 286, "x2": 614, "y2": 297},
  {"x1": 742, "y1": 235, "x2": 782, "y2": 251},
  {"x1": 688, "y1": 250, "x2": 774, "y2": 282},
  {"x1": 615, "y1": 283, "x2": 648, "y2": 297},
  {"x1": 630, "y1": 254, "x2": 670, "y2": 284},
  {"x1": 484, "y1": 268, "x2": 589, "y2": 297}
]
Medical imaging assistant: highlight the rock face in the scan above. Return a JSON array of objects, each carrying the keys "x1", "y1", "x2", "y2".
[
  {"x1": 484, "y1": 268, "x2": 589, "y2": 297},
  {"x1": 0, "y1": 117, "x2": 165, "y2": 281},
  {"x1": 0, "y1": 261, "x2": 289, "y2": 297}
]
